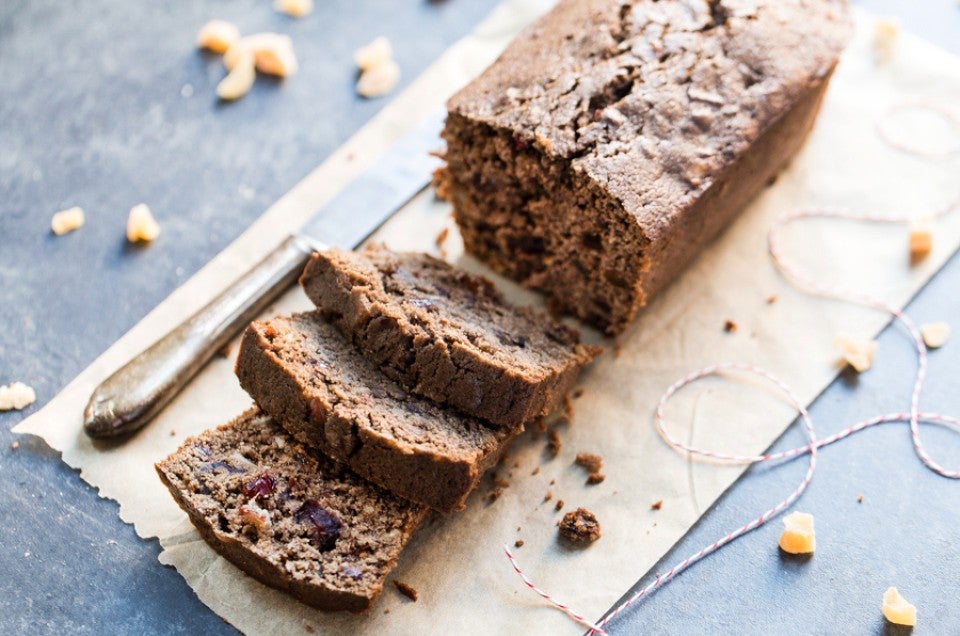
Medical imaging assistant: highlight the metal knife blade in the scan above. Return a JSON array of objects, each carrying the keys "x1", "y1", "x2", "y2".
[{"x1": 83, "y1": 111, "x2": 445, "y2": 438}]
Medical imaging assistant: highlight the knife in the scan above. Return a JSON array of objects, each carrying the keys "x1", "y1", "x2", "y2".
[{"x1": 83, "y1": 111, "x2": 445, "y2": 438}]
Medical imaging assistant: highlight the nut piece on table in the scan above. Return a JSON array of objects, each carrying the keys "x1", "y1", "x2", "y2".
[
  {"x1": 356, "y1": 59, "x2": 400, "y2": 99},
  {"x1": 882, "y1": 587, "x2": 917, "y2": 627},
  {"x1": 197, "y1": 19, "x2": 241, "y2": 54},
  {"x1": 51, "y1": 206, "x2": 85, "y2": 235},
  {"x1": 217, "y1": 51, "x2": 256, "y2": 101},
  {"x1": 557, "y1": 507, "x2": 601, "y2": 545},
  {"x1": 778, "y1": 511, "x2": 815, "y2": 555},
  {"x1": 920, "y1": 322, "x2": 950, "y2": 349},
  {"x1": 354, "y1": 36, "x2": 393, "y2": 71},
  {"x1": 225, "y1": 34, "x2": 298, "y2": 78},
  {"x1": 0, "y1": 382, "x2": 36, "y2": 411},
  {"x1": 908, "y1": 219, "x2": 933, "y2": 264},
  {"x1": 274, "y1": 0, "x2": 313, "y2": 18},
  {"x1": 873, "y1": 17, "x2": 900, "y2": 64},
  {"x1": 126, "y1": 203, "x2": 161, "y2": 243},
  {"x1": 833, "y1": 334, "x2": 877, "y2": 373}
]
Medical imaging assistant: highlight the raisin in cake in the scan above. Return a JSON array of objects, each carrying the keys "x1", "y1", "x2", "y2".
[
  {"x1": 235, "y1": 313, "x2": 520, "y2": 512},
  {"x1": 155, "y1": 409, "x2": 427, "y2": 612},
  {"x1": 299, "y1": 245, "x2": 600, "y2": 428},
  {"x1": 438, "y1": 0, "x2": 851, "y2": 334}
]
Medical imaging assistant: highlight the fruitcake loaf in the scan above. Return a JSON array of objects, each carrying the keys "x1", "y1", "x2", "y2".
[
  {"x1": 299, "y1": 245, "x2": 600, "y2": 428},
  {"x1": 236, "y1": 312, "x2": 520, "y2": 512},
  {"x1": 438, "y1": 0, "x2": 851, "y2": 334},
  {"x1": 155, "y1": 408, "x2": 427, "y2": 612}
]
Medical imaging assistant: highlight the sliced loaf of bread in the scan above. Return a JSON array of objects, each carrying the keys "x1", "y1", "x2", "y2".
[{"x1": 156, "y1": 408, "x2": 427, "y2": 612}]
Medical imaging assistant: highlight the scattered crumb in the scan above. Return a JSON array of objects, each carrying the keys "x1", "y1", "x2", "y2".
[
  {"x1": 766, "y1": 295, "x2": 778, "y2": 305},
  {"x1": 517, "y1": 526, "x2": 521, "y2": 532},
  {"x1": 531, "y1": 466, "x2": 540, "y2": 476},
  {"x1": 882, "y1": 587, "x2": 916, "y2": 627},
  {"x1": 778, "y1": 511, "x2": 816, "y2": 554},
  {"x1": 549, "y1": 479, "x2": 556, "y2": 486},
  {"x1": 197, "y1": 19, "x2": 240, "y2": 54},
  {"x1": 393, "y1": 580, "x2": 418, "y2": 602},
  {"x1": 586, "y1": 473, "x2": 606, "y2": 485},
  {"x1": 612, "y1": 337, "x2": 623, "y2": 358},
  {"x1": 304, "y1": 624, "x2": 315, "y2": 633},
  {"x1": 354, "y1": 36, "x2": 393, "y2": 71},
  {"x1": 575, "y1": 453, "x2": 603, "y2": 474},
  {"x1": 514, "y1": 539, "x2": 524, "y2": 548},
  {"x1": 651, "y1": 499, "x2": 663, "y2": 510},
  {"x1": 0, "y1": 382, "x2": 36, "y2": 411},
  {"x1": 572, "y1": 387, "x2": 584, "y2": 399},
  {"x1": 217, "y1": 50, "x2": 256, "y2": 101},
  {"x1": 218, "y1": 342, "x2": 234, "y2": 358},
  {"x1": 51, "y1": 206, "x2": 85, "y2": 235},
  {"x1": 909, "y1": 219, "x2": 933, "y2": 264},
  {"x1": 873, "y1": 16, "x2": 900, "y2": 64},
  {"x1": 563, "y1": 393, "x2": 575, "y2": 419},
  {"x1": 126, "y1": 203, "x2": 160, "y2": 243},
  {"x1": 555, "y1": 499, "x2": 564, "y2": 512},
  {"x1": 921, "y1": 322, "x2": 950, "y2": 349},
  {"x1": 557, "y1": 508, "x2": 601, "y2": 545},
  {"x1": 169, "y1": 429, "x2": 176, "y2": 437},
  {"x1": 357, "y1": 59, "x2": 401, "y2": 98},
  {"x1": 487, "y1": 487, "x2": 503, "y2": 503},
  {"x1": 434, "y1": 227, "x2": 449, "y2": 256},
  {"x1": 274, "y1": 0, "x2": 313, "y2": 18},
  {"x1": 857, "y1": 495, "x2": 864, "y2": 504},
  {"x1": 833, "y1": 334, "x2": 878, "y2": 373},
  {"x1": 536, "y1": 417, "x2": 547, "y2": 433},
  {"x1": 724, "y1": 319, "x2": 738, "y2": 333},
  {"x1": 383, "y1": 609, "x2": 389, "y2": 614},
  {"x1": 10, "y1": 441, "x2": 19, "y2": 450},
  {"x1": 547, "y1": 428, "x2": 562, "y2": 458},
  {"x1": 765, "y1": 173, "x2": 779, "y2": 187},
  {"x1": 493, "y1": 475, "x2": 510, "y2": 489},
  {"x1": 544, "y1": 491, "x2": 552, "y2": 502}
]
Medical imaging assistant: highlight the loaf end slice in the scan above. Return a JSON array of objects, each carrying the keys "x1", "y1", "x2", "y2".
[
  {"x1": 155, "y1": 408, "x2": 427, "y2": 612},
  {"x1": 236, "y1": 313, "x2": 520, "y2": 512},
  {"x1": 299, "y1": 245, "x2": 601, "y2": 428}
]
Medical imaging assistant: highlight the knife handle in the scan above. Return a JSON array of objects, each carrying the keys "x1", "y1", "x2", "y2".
[{"x1": 83, "y1": 235, "x2": 318, "y2": 438}]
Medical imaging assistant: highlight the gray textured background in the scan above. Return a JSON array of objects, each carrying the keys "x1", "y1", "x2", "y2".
[{"x1": 1, "y1": 0, "x2": 958, "y2": 633}]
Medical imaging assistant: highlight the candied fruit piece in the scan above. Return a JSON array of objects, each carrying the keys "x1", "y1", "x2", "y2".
[
  {"x1": 920, "y1": 322, "x2": 950, "y2": 349},
  {"x1": 778, "y1": 511, "x2": 815, "y2": 554},
  {"x1": 882, "y1": 587, "x2": 917, "y2": 626},
  {"x1": 833, "y1": 334, "x2": 877, "y2": 373}
]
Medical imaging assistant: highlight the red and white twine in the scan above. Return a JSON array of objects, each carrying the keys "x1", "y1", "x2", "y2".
[{"x1": 503, "y1": 103, "x2": 960, "y2": 633}]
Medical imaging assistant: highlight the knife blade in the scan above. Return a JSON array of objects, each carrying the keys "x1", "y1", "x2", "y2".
[{"x1": 83, "y1": 111, "x2": 445, "y2": 438}]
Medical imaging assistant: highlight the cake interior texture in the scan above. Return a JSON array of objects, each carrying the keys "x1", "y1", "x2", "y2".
[
  {"x1": 155, "y1": 408, "x2": 427, "y2": 612},
  {"x1": 440, "y1": 0, "x2": 851, "y2": 334}
]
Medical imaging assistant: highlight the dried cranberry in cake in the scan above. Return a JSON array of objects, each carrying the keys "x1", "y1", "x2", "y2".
[
  {"x1": 295, "y1": 499, "x2": 342, "y2": 551},
  {"x1": 242, "y1": 473, "x2": 276, "y2": 498}
]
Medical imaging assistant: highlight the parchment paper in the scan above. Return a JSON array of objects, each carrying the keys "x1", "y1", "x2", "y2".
[{"x1": 15, "y1": 5, "x2": 960, "y2": 634}]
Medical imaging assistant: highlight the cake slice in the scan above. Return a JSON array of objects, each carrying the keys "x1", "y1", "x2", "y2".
[
  {"x1": 299, "y1": 245, "x2": 600, "y2": 428},
  {"x1": 438, "y1": 0, "x2": 851, "y2": 334},
  {"x1": 155, "y1": 408, "x2": 427, "y2": 612},
  {"x1": 236, "y1": 313, "x2": 520, "y2": 512}
]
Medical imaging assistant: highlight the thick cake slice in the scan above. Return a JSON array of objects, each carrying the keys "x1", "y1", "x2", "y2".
[
  {"x1": 236, "y1": 313, "x2": 520, "y2": 512},
  {"x1": 155, "y1": 409, "x2": 427, "y2": 612},
  {"x1": 299, "y1": 245, "x2": 600, "y2": 428},
  {"x1": 438, "y1": 0, "x2": 851, "y2": 334}
]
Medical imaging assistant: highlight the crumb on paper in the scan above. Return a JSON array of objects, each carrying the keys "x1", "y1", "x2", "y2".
[
  {"x1": 546, "y1": 428, "x2": 562, "y2": 458},
  {"x1": 126, "y1": 203, "x2": 160, "y2": 243},
  {"x1": 766, "y1": 294, "x2": 778, "y2": 305},
  {"x1": 487, "y1": 487, "x2": 503, "y2": 503},
  {"x1": 531, "y1": 466, "x2": 540, "y2": 476},
  {"x1": 274, "y1": 0, "x2": 313, "y2": 18},
  {"x1": 882, "y1": 587, "x2": 916, "y2": 627},
  {"x1": 169, "y1": 429, "x2": 176, "y2": 437},
  {"x1": 651, "y1": 499, "x2": 663, "y2": 511},
  {"x1": 393, "y1": 580, "x2": 418, "y2": 602},
  {"x1": 514, "y1": 539, "x2": 524, "y2": 548},
  {"x1": 0, "y1": 382, "x2": 36, "y2": 411},
  {"x1": 558, "y1": 508, "x2": 601, "y2": 545},
  {"x1": 544, "y1": 490, "x2": 552, "y2": 502},
  {"x1": 554, "y1": 499, "x2": 564, "y2": 512},
  {"x1": 778, "y1": 511, "x2": 815, "y2": 555},
  {"x1": 357, "y1": 59, "x2": 401, "y2": 99},
  {"x1": 833, "y1": 334, "x2": 877, "y2": 373},
  {"x1": 434, "y1": 226, "x2": 449, "y2": 254},
  {"x1": 563, "y1": 392, "x2": 575, "y2": 419},
  {"x1": 51, "y1": 206, "x2": 85, "y2": 235},
  {"x1": 217, "y1": 50, "x2": 256, "y2": 101},
  {"x1": 218, "y1": 342, "x2": 234, "y2": 359},
  {"x1": 492, "y1": 474, "x2": 510, "y2": 489},
  {"x1": 354, "y1": 36, "x2": 393, "y2": 71},
  {"x1": 724, "y1": 319, "x2": 738, "y2": 333},
  {"x1": 225, "y1": 33, "x2": 298, "y2": 77},
  {"x1": 575, "y1": 452, "x2": 603, "y2": 474},
  {"x1": 535, "y1": 416, "x2": 547, "y2": 433},
  {"x1": 909, "y1": 219, "x2": 933, "y2": 264},
  {"x1": 197, "y1": 19, "x2": 240, "y2": 54},
  {"x1": 873, "y1": 17, "x2": 900, "y2": 64},
  {"x1": 586, "y1": 472, "x2": 605, "y2": 485},
  {"x1": 921, "y1": 322, "x2": 950, "y2": 349}
]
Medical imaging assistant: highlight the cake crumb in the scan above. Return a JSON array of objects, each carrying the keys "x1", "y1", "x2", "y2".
[
  {"x1": 575, "y1": 452, "x2": 603, "y2": 473},
  {"x1": 0, "y1": 382, "x2": 36, "y2": 411},
  {"x1": 857, "y1": 495, "x2": 864, "y2": 503},
  {"x1": 218, "y1": 342, "x2": 234, "y2": 358},
  {"x1": 766, "y1": 295, "x2": 778, "y2": 305},
  {"x1": 126, "y1": 203, "x2": 161, "y2": 243},
  {"x1": 169, "y1": 429, "x2": 177, "y2": 437},
  {"x1": 724, "y1": 319, "x2": 738, "y2": 333},
  {"x1": 514, "y1": 539, "x2": 524, "y2": 548},
  {"x1": 546, "y1": 428, "x2": 562, "y2": 458},
  {"x1": 544, "y1": 490, "x2": 553, "y2": 502},
  {"x1": 555, "y1": 499, "x2": 564, "y2": 512},
  {"x1": 921, "y1": 322, "x2": 950, "y2": 349},
  {"x1": 563, "y1": 392, "x2": 575, "y2": 419},
  {"x1": 586, "y1": 472, "x2": 606, "y2": 485},
  {"x1": 536, "y1": 417, "x2": 547, "y2": 433},
  {"x1": 651, "y1": 499, "x2": 663, "y2": 510},
  {"x1": 833, "y1": 334, "x2": 878, "y2": 373},
  {"x1": 572, "y1": 387, "x2": 585, "y2": 399},
  {"x1": 10, "y1": 441, "x2": 19, "y2": 450},
  {"x1": 778, "y1": 511, "x2": 816, "y2": 554},
  {"x1": 51, "y1": 206, "x2": 85, "y2": 235},
  {"x1": 549, "y1": 479, "x2": 556, "y2": 486},
  {"x1": 558, "y1": 508, "x2": 601, "y2": 545},
  {"x1": 493, "y1": 475, "x2": 510, "y2": 489},
  {"x1": 531, "y1": 466, "x2": 540, "y2": 476},
  {"x1": 434, "y1": 227, "x2": 449, "y2": 256},
  {"x1": 274, "y1": 0, "x2": 313, "y2": 18},
  {"x1": 909, "y1": 219, "x2": 933, "y2": 264},
  {"x1": 882, "y1": 587, "x2": 916, "y2": 626},
  {"x1": 487, "y1": 487, "x2": 503, "y2": 503},
  {"x1": 304, "y1": 624, "x2": 314, "y2": 633},
  {"x1": 393, "y1": 580, "x2": 418, "y2": 602}
]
